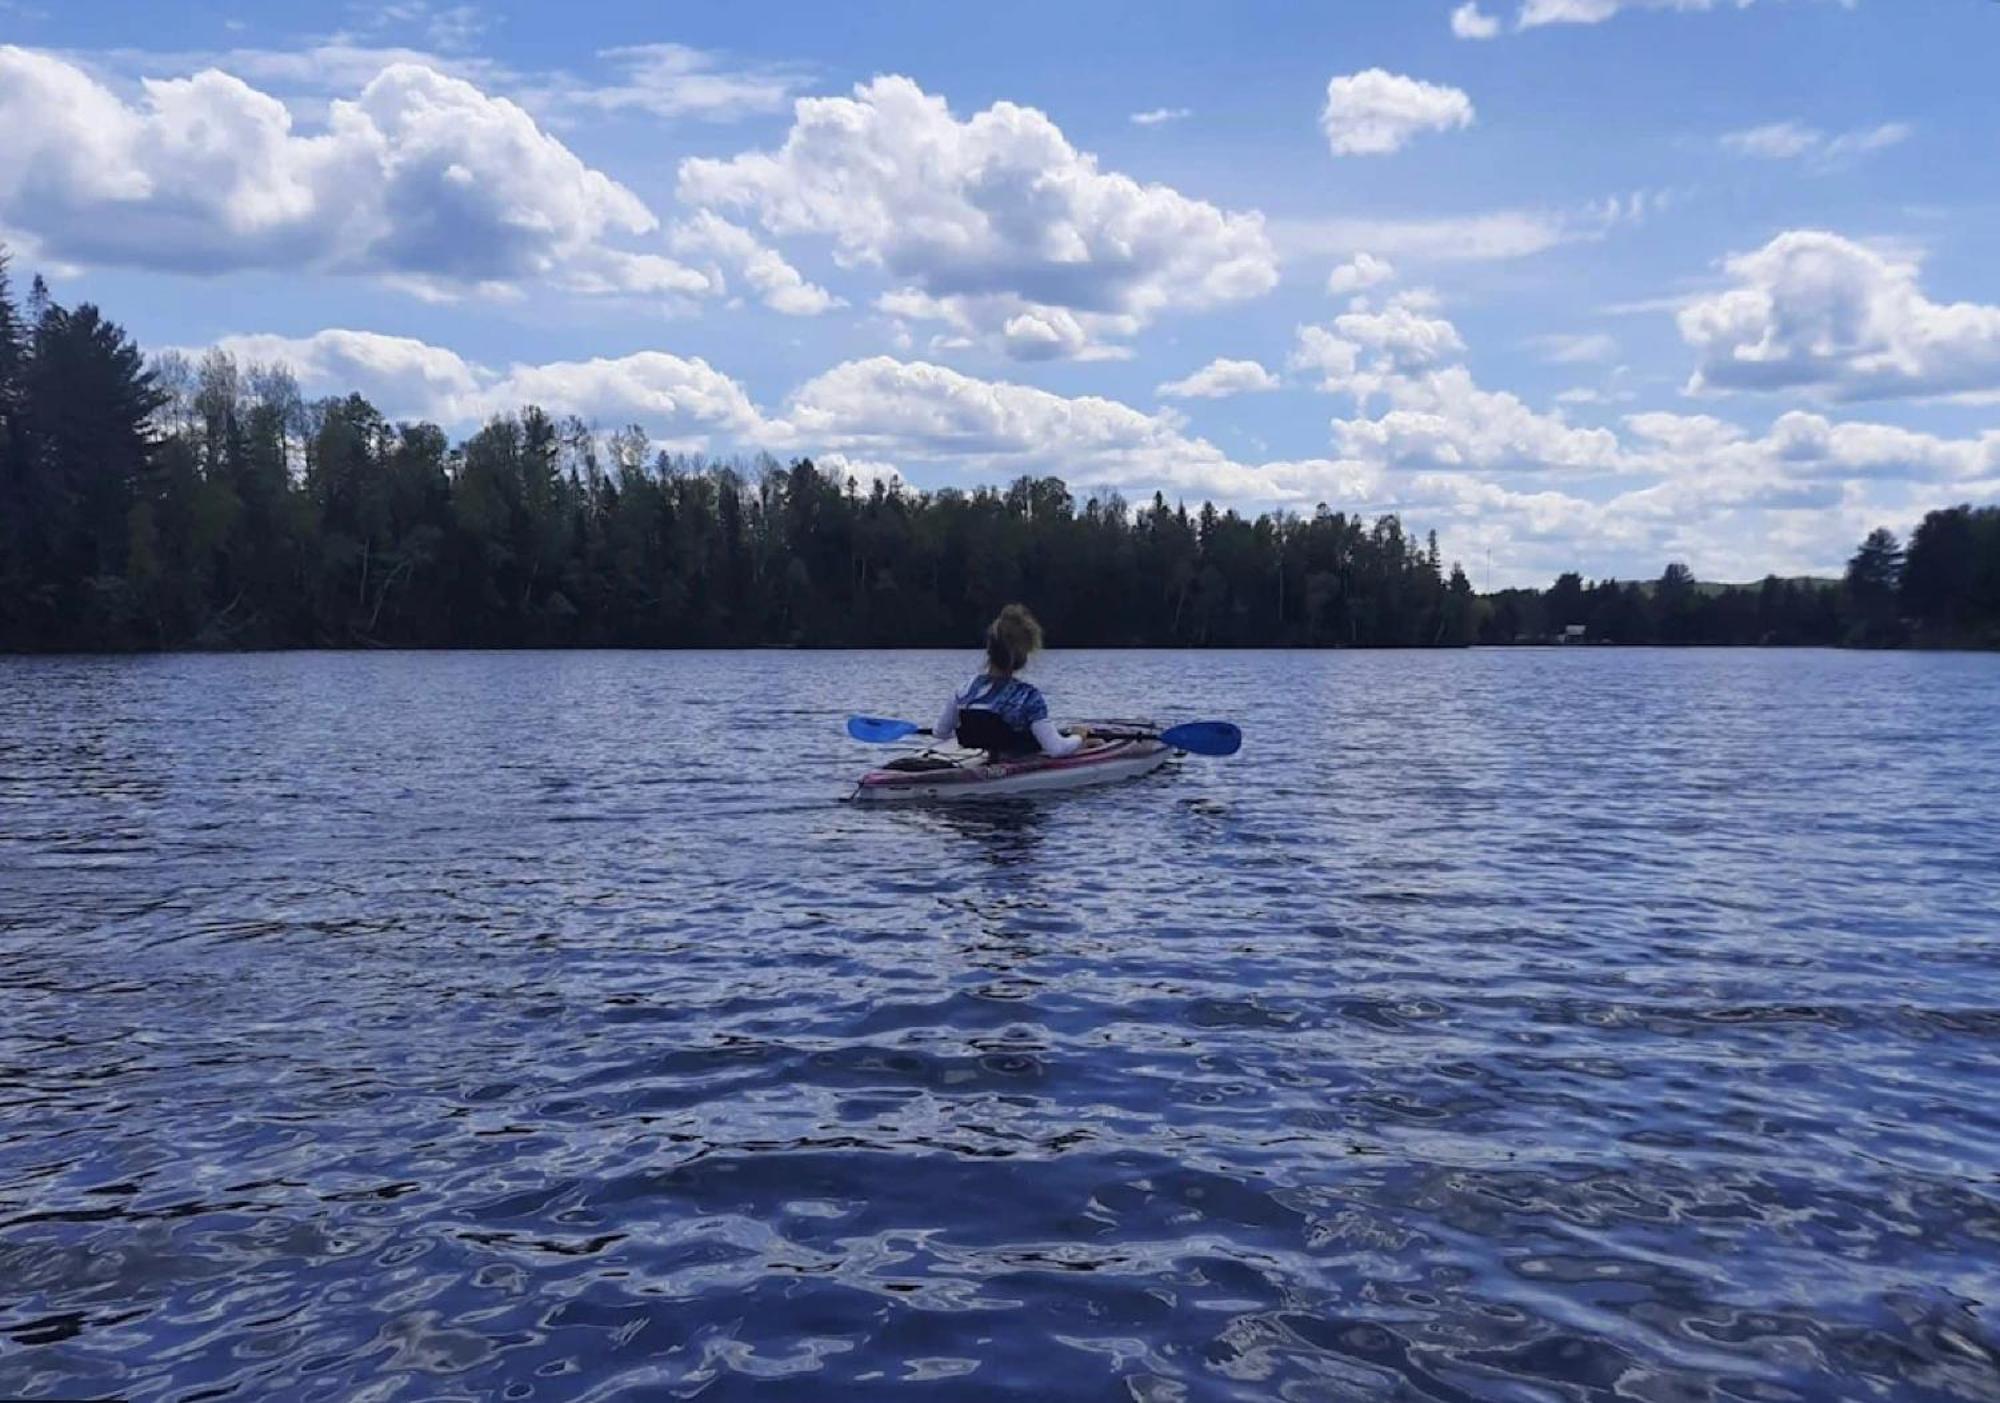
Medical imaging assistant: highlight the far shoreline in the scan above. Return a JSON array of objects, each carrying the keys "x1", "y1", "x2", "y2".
[{"x1": 6, "y1": 642, "x2": 1996, "y2": 660}]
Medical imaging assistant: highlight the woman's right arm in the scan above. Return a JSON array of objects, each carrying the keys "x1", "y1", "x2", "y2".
[
  {"x1": 935, "y1": 690, "x2": 961, "y2": 744},
  {"x1": 1030, "y1": 718, "x2": 1085, "y2": 757}
]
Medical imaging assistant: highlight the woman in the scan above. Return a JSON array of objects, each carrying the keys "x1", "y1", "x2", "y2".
[{"x1": 935, "y1": 605, "x2": 1090, "y2": 758}]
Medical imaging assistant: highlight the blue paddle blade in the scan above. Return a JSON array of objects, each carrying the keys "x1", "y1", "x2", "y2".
[
  {"x1": 1159, "y1": 720, "x2": 1242, "y2": 757},
  {"x1": 847, "y1": 715, "x2": 924, "y2": 744}
]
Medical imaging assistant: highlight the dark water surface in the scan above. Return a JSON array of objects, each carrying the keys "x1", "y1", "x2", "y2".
[{"x1": 3, "y1": 649, "x2": 1999, "y2": 1402}]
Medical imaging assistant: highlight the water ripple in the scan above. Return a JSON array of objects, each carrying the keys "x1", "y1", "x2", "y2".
[{"x1": 1, "y1": 649, "x2": 1997, "y2": 1400}]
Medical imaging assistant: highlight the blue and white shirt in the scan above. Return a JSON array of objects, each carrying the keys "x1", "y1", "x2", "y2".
[{"x1": 936, "y1": 673, "x2": 1082, "y2": 757}]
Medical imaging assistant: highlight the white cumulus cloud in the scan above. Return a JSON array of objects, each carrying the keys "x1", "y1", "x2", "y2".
[
  {"x1": 1293, "y1": 294, "x2": 1622, "y2": 474},
  {"x1": 0, "y1": 46, "x2": 713, "y2": 301},
  {"x1": 677, "y1": 75, "x2": 1277, "y2": 360},
  {"x1": 1451, "y1": 4, "x2": 1503, "y2": 38},
  {"x1": 1320, "y1": 69, "x2": 1474, "y2": 157},
  {"x1": 209, "y1": 329, "x2": 764, "y2": 441},
  {"x1": 1679, "y1": 229, "x2": 2000, "y2": 402},
  {"x1": 1327, "y1": 253, "x2": 1397, "y2": 296},
  {"x1": 1157, "y1": 358, "x2": 1282, "y2": 400},
  {"x1": 670, "y1": 211, "x2": 842, "y2": 316},
  {"x1": 771, "y1": 356, "x2": 1372, "y2": 505}
]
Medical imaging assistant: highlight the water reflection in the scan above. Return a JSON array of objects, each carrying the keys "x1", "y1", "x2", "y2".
[{"x1": 918, "y1": 795, "x2": 1051, "y2": 867}]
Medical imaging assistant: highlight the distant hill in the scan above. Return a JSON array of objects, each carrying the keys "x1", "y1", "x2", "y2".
[{"x1": 1693, "y1": 576, "x2": 1841, "y2": 597}]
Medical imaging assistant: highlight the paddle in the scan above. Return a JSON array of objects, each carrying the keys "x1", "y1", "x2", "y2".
[
  {"x1": 845, "y1": 715, "x2": 1242, "y2": 757},
  {"x1": 846, "y1": 716, "x2": 931, "y2": 744}
]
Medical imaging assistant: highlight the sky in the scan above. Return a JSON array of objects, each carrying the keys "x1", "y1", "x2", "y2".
[{"x1": 2, "y1": 0, "x2": 1997, "y2": 586}]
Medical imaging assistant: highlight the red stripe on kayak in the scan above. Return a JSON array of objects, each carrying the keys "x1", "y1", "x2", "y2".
[{"x1": 860, "y1": 738, "x2": 1160, "y2": 788}]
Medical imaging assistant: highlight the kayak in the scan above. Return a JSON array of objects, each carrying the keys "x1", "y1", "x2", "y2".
[{"x1": 852, "y1": 731, "x2": 1174, "y2": 804}]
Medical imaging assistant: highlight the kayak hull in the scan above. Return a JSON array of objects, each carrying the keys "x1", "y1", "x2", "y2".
[{"x1": 853, "y1": 735, "x2": 1173, "y2": 804}]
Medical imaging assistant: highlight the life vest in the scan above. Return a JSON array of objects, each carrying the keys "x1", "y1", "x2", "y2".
[{"x1": 954, "y1": 706, "x2": 1038, "y2": 758}]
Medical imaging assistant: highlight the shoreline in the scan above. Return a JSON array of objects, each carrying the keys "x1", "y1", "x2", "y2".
[{"x1": 5, "y1": 641, "x2": 1996, "y2": 659}]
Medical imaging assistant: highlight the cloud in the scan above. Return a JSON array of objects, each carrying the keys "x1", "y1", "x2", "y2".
[
  {"x1": 1277, "y1": 285, "x2": 2000, "y2": 581},
  {"x1": 678, "y1": 75, "x2": 1277, "y2": 360},
  {"x1": 1462, "y1": 1, "x2": 1852, "y2": 37},
  {"x1": 211, "y1": 329, "x2": 486, "y2": 414},
  {"x1": 1274, "y1": 191, "x2": 1660, "y2": 269},
  {"x1": 1329, "y1": 299, "x2": 1469, "y2": 377},
  {"x1": 1530, "y1": 332, "x2": 1620, "y2": 364},
  {"x1": 80, "y1": 42, "x2": 518, "y2": 113},
  {"x1": 208, "y1": 329, "x2": 764, "y2": 441},
  {"x1": 1680, "y1": 229, "x2": 2000, "y2": 402},
  {"x1": 0, "y1": 47, "x2": 713, "y2": 301},
  {"x1": 1720, "y1": 120, "x2": 1821, "y2": 160},
  {"x1": 776, "y1": 297, "x2": 1996, "y2": 587},
  {"x1": 1451, "y1": 4, "x2": 1504, "y2": 38},
  {"x1": 1327, "y1": 253, "x2": 1396, "y2": 296},
  {"x1": 363, "y1": 2, "x2": 491, "y2": 52},
  {"x1": 1130, "y1": 107, "x2": 1192, "y2": 126},
  {"x1": 771, "y1": 355, "x2": 1373, "y2": 505},
  {"x1": 1519, "y1": 0, "x2": 1755, "y2": 28},
  {"x1": 1721, "y1": 120, "x2": 1912, "y2": 165},
  {"x1": 818, "y1": 453, "x2": 906, "y2": 493},
  {"x1": 86, "y1": 39, "x2": 806, "y2": 127},
  {"x1": 1320, "y1": 69, "x2": 1474, "y2": 156},
  {"x1": 1622, "y1": 409, "x2": 1999, "y2": 487},
  {"x1": 670, "y1": 211, "x2": 842, "y2": 315},
  {"x1": 1822, "y1": 123, "x2": 1914, "y2": 160},
  {"x1": 531, "y1": 43, "x2": 812, "y2": 123},
  {"x1": 1333, "y1": 365, "x2": 1627, "y2": 475},
  {"x1": 1292, "y1": 292, "x2": 1621, "y2": 473},
  {"x1": 1289, "y1": 325, "x2": 1362, "y2": 394},
  {"x1": 1276, "y1": 210, "x2": 1571, "y2": 264},
  {"x1": 1157, "y1": 358, "x2": 1282, "y2": 400},
  {"x1": 207, "y1": 329, "x2": 1369, "y2": 510}
]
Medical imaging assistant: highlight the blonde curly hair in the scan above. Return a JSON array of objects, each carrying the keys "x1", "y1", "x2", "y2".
[{"x1": 984, "y1": 604, "x2": 1044, "y2": 674}]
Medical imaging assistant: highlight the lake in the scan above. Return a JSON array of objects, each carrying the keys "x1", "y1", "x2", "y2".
[{"x1": 2, "y1": 649, "x2": 1997, "y2": 1402}]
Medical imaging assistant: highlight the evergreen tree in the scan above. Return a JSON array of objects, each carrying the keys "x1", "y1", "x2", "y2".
[
  {"x1": 1902, "y1": 506, "x2": 2000, "y2": 645},
  {"x1": 14, "y1": 296, "x2": 162, "y2": 645},
  {"x1": 0, "y1": 250, "x2": 25, "y2": 638},
  {"x1": 1845, "y1": 528, "x2": 1906, "y2": 645}
]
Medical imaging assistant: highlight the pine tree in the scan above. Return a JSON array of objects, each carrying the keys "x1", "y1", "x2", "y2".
[
  {"x1": 1844, "y1": 527, "x2": 1905, "y2": 646},
  {"x1": 19, "y1": 298, "x2": 165, "y2": 644},
  {"x1": 0, "y1": 250, "x2": 23, "y2": 642}
]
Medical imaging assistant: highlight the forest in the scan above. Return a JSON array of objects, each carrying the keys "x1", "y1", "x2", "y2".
[{"x1": 2, "y1": 253, "x2": 1996, "y2": 654}]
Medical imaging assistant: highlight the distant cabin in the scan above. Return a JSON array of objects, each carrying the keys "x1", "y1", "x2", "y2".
[{"x1": 1560, "y1": 625, "x2": 1588, "y2": 645}]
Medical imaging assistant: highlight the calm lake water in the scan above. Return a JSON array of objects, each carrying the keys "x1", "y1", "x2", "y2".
[{"x1": 2, "y1": 649, "x2": 1998, "y2": 1402}]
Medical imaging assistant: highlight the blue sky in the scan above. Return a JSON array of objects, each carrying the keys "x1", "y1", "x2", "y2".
[{"x1": 2, "y1": 0, "x2": 1996, "y2": 584}]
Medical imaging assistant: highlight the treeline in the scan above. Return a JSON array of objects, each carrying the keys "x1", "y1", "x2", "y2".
[
  {"x1": 0, "y1": 253, "x2": 1995, "y2": 653},
  {"x1": 0, "y1": 253, "x2": 1485, "y2": 650},
  {"x1": 1480, "y1": 516, "x2": 2000, "y2": 648}
]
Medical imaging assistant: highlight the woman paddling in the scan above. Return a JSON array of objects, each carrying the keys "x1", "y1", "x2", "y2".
[{"x1": 935, "y1": 605, "x2": 1090, "y2": 759}]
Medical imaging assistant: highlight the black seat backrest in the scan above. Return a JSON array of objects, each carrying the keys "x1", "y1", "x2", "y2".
[{"x1": 955, "y1": 707, "x2": 1034, "y2": 757}]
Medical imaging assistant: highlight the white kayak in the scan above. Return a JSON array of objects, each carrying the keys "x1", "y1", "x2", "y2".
[{"x1": 852, "y1": 732, "x2": 1174, "y2": 804}]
